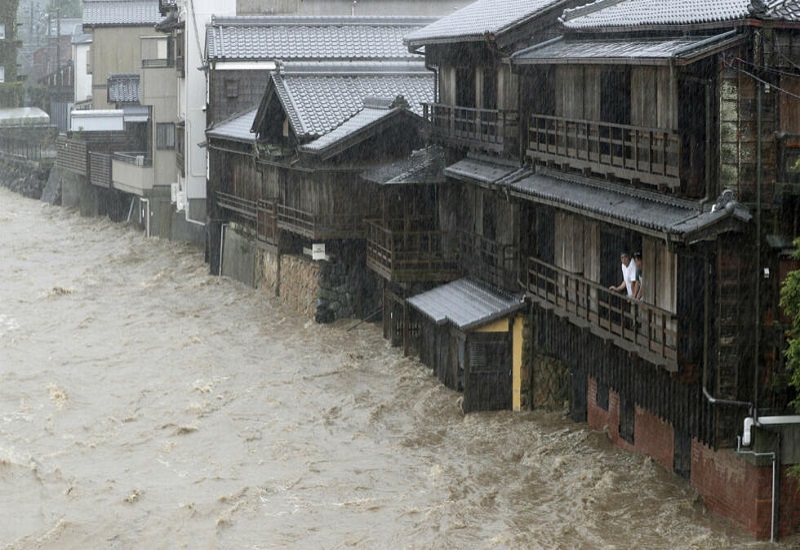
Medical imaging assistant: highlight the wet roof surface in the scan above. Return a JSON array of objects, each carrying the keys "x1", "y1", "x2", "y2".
[
  {"x1": 207, "y1": 109, "x2": 258, "y2": 143},
  {"x1": 83, "y1": 1, "x2": 161, "y2": 26},
  {"x1": 271, "y1": 65, "x2": 433, "y2": 138},
  {"x1": 501, "y1": 167, "x2": 751, "y2": 238},
  {"x1": 207, "y1": 16, "x2": 433, "y2": 61},
  {"x1": 300, "y1": 106, "x2": 401, "y2": 155},
  {"x1": 407, "y1": 278, "x2": 525, "y2": 331},
  {"x1": 405, "y1": 0, "x2": 565, "y2": 46},
  {"x1": 512, "y1": 36, "x2": 720, "y2": 64},
  {"x1": 561, "y1": 0, "x2": 800, "y2": 29},
  {"x1": 361, "y1": 146, "x2": 446, "y2": 185}
]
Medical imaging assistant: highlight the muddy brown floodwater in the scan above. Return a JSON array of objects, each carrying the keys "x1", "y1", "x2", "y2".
[{"x1": 0, "y1": 186, "x2": 790, "y2": 549}]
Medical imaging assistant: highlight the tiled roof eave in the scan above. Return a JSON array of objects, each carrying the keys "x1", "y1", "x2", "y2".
[{"x1": 565, "y1": 18, "x2": 753, "y2": 33}]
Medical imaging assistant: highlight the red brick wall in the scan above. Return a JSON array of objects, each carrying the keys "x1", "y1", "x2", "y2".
[
  {"x1": 691, "y1": 441, "x2": 775, "y2": 539},
  {"x1": 779, "y1": 466, "x2": 800, "y2": 538},
  {"x1": 587, "y1": 377, "x2": 673, "y2": 469},
  {"x1": 587, "y1": 377, "x2": 799, "y2": 540}
]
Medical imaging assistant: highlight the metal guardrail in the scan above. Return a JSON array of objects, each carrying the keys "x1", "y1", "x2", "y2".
[{"x1": 112, "y1": 151, "x2": 152, "y2": 167}]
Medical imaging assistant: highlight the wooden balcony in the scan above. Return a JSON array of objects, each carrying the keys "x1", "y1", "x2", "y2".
[
  {"x1": 216, "y1": 191, "x2": 257, "y2": 221},
  {"x1": 89, "y1": 151, "x2": 112, "y2": 188},
  {"x1": 276, "y1": 204, "x2": 364, "y2": 240},
  {"x1": 527, "y1": 114, "x2": 683, "y2": 190},
  {"x1": 526, "y1": 257, "x2": 678, "y2": 371},
  {"x1": 423, "y1": 103, "x2": 518, "y2": 154},
  {"x1": 365, "y1": 219, "x2": 459, "y2": 283},
  {"x1": 257, "y1": 199, "x2": 279, "y2": 247}
]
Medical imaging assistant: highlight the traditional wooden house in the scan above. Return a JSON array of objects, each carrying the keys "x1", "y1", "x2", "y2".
[
  {"x1": 401, "y1": 0, "x2": 586, "y2": 412},
  {"x1": 405, "y1": 0, "x2": 800, "y2": 537},
  {"x1": 500, "y1": 0, "x2": 800, "y2": 540},
  {"x1": 206, "y1": 60, "x2": 433, "y2": 321}
]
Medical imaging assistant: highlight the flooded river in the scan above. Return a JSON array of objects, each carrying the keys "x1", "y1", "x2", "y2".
[{"x1": 0, "y1": 186, "x2": 787, "y2": 548}]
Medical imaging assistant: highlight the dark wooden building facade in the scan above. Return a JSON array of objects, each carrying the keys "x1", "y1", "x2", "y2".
[{"x1": 406, "y1": 0, "x2": 800, "y2": 539}]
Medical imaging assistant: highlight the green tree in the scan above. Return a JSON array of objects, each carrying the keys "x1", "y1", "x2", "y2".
[{"x1": 779, "y1": 240, "x2": 800, "y2": 413}]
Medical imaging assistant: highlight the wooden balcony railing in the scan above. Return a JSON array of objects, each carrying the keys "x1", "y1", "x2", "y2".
[
  {"x1": 257, "y1": 199, "x2": 279, "y2": 246},
  {"x1": 365, "y1": 219, "x2": 459, "y2": 282},
  {"x1": 276, "y1": 204, "x2": 364, "y2": 240},
  {"x1": 423, "y1": 103, "x2": 517, "y2": 153},
  {"x1": 527, "y1": 114, "x2": 682, "y2": 190},
  {"x1": 526, "y1": 256, "x2": 678, "y2": 370},
  {"x1": 216, "y1": 191, "x2": 257, "y2": 221},
  {"x1": 458, "y1": 232, "x2": 518, "y2": 290},
  {"x1": 89, "y1": 151, "x2": 112, "y2": 188}
]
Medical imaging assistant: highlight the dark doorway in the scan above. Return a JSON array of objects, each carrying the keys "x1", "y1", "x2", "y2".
[
  {"x1": 456, "y1": 67, "x2": 476, "y2": 108},
  {"x1": 463, "y1": 331, "x2": 512, "y2": 412},
  {"x1": 678, "y1": 79, "x2": 707, "y2": 197}
]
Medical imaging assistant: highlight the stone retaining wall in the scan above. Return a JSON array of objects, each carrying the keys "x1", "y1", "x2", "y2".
[{"x1": 0, "y1": 157, "x2": 51, "y2": 199}]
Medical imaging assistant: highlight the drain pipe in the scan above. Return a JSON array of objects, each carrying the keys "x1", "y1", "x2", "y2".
[
  {"x1": 736, "y1": 435, "x2": 777, "y2": 543},
  {"x1": 218, "y1": 222, "x2": 227, "y2": 277}
]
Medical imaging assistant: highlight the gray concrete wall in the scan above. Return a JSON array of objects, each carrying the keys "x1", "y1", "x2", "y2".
[{"x1": 221, "y1": 227, "x2": 257, "y2": 287}]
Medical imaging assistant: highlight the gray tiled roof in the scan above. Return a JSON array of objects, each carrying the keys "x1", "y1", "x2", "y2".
[
  {"x1": 300, "y1": 100, "x2": 411, "y2": 156},
  {"x1": 207, "y1": 16, "x2": 433, "y2": 62},
  {"x1": 759, "y1": 0, "x2": 800, "y2": 19},
  {"x1": 362, "y1": 146, "x2": 446, "y2": 185},
  {"x1": 561, "y1": 0, "x2": 800, "y2": 29},
  {"x1": 511, "y1": 33, "x2": 745, "y2": 66},
  {"x1": 500, "y1": 167, "x2": 751, "y2": 242},
  {"x1": 107, "y1": 74, "x2": 140, "y2": 103},
  {"x1": 405, "y1": 0, "x2": 566, "y2": 46},
  {"x1": 207, "y1": 109, "x2": 257, "y2": 143},
  {"x1": 83, "y1": 1, "x2": 161, "y2": 27},
  {"x1": 269, "y1": 64, "x2": 434, "y2": 138},
  {"x1": 407, "y1": 278, "x2": 525, "y2": 331},
  {"x1": 444, "y1": 156, "x2": 522, "y2": 185}
]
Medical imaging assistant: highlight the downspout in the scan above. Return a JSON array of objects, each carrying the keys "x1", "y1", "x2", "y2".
[
  {"x1": 754, "y1": 31, "x2": 763, "y2": 426},
  {"x1": 736, "y1": 435, "x2": 777, "y2": 543}
]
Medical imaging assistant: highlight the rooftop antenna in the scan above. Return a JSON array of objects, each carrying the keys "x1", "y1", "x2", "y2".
[{"x1": 351, "y1": 0, "x2": 357, "y2": 16}]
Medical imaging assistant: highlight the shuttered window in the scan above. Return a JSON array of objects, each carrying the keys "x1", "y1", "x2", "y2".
[{"x1": 156, "y1": 123, "x2": 175, "y2": 150}]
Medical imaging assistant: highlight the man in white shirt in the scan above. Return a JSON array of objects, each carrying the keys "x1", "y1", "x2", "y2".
[{"x1": 609, "y1": 252, "x2": 637, "y2": 298}]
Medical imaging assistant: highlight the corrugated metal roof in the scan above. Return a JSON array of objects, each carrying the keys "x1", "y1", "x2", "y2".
[
  {"x1": 561, "y1": 0, "x2": 800, "y2": 29},
  {"x1": 407, "y1": 278, "x2": 525, "y2": 331},
  {"x1": 501, "y1": 167, "x2": 751, "y2": 241},
  {"x1": 207, "y1": 16, "x2": 432, "y2": 62},
  {"x1": 362, "y1": 146, "x2": 446, "y2": 185},
  {"x1": 444, "y1": 157, "x2": 521, "y2": 185},
  {"x1": 511, "y1": 35, "x2": 738, "y2": 65},
  {"x1": 83, "y1": 1, "x2": 161, "y2": 27},
  {"x1": 270, "y1": 65, "x2": 433, "y2": 138},
  {"x1": 207, "y1": 109, "x2": 257, "y2": 142},
  {"x1": 107, "y1": 74, "x2": 140, "y2": 103},
  {"x1": 405, "y1": 0, "x2": 566, "y2": 46}
]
